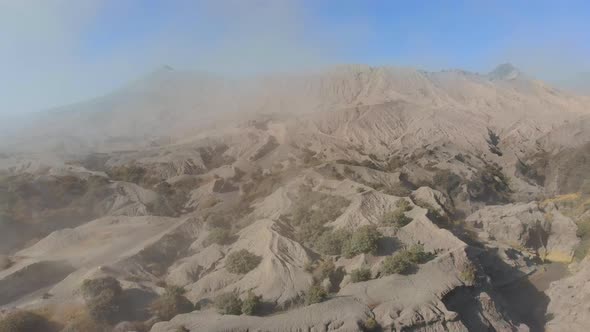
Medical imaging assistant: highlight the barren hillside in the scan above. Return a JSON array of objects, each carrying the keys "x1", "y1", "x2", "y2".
[{"x1": 1, "y1": 64, "x2": 589, "y2": 332}]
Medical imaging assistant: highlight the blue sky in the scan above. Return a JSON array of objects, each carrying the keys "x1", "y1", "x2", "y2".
[{"x1": 1, "y1": 0, "x2": 589, "y2": 116}]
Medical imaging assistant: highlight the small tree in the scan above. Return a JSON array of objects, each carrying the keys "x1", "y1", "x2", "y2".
[
  {"x1": 225, "y1": 249, "x2": 262, "y2": 274},
  {"x1": 350, "y1": 267, "x2": 372, "y2": 283},
  {"x1": 305, "y1": 285, "x2": 327, "y2": 305},
  {"x1": 241, "y1": 291, "x2": 262, "y2": 316},
  {"x1": 315, "y1": 229, "x2": 351, "y2": 255},
  {"x1": 342, "y1": 225, "x2": 381, "y2": 258},
  {"x1": 0, "y1": 310, "x2": 51, "y2": 332},
  {"x1": 214, "y1": 292, "x2": 243, "y2": 315}
]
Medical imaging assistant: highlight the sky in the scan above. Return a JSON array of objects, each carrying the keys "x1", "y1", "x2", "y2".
[{"x1": 1, "y1": 0, "x2": 589, "y2": 116}]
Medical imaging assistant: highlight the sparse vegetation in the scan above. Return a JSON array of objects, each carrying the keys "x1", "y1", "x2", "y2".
[
  {"x1": 350, "y1": 267, "x2": 372, "y2": 283},
  {"x1": 81, "y1": 276, "x2": 123, "y2": 324},
  {"x1": 342, "y1": 225, "x2": 382, "y2": 258},
  {"x1": 0, "y1": 310, "x2": 52, "y2": 332},
  {"x1": 107, "y1": 165, "x2": 160, "y2": 187},
  {"x1": 285, "y1": 186, "x2": 350, "y2": 245},
  {"x1": 241, "y1": 291, "x2": 262, "y2": 316},
  {"x1": 305, "y1": 285, "x2": 328, "y2": 305},
  {"x1": 381, "y1": 244, "x2": 435, "y2": 275},
  {"x1": 225, "y1": 249, "x2": 261, "y2": 274},
  {"x1": 149, "y1": 286, "x2": 193, "y2": 321},
  {"x1": 214, "y1": 291, "x2": 243, "y2": 315}
]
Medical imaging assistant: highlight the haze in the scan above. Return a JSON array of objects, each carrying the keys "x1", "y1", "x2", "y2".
[
  {"x1": 2, "y1": 2, "x2": 590, "y2": 332},
  {"x1": 1, "y1": 0, "x2": 590, "y2": 119}
]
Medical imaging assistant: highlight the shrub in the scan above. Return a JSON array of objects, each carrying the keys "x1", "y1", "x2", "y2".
[
  {"x1": 241, "y1": 291, "x2": 262, "y2": 316},
  {"x1": 396, "y1": 199, "x2": 412, "y2": 212},
  {"x1": 150, "y1": 286, "x2": 193, "y2": 321},
  {"x1": 305, "y1": 285, "x2": 327, "y2": 305},
  {"x1": 225, "y1": 249, "x2": 262, "y2": 274},
  {"x1": 350, "y1": 267, "x2": 372, "y2": 283},
  {"x1": 315, "y1": 229, "x2": 351, "y2": 255},
  {"x1": 0, "y1": 310, "x2": 51, "y2": 332},
  {"x1": 317, "y1": 259, "x2": 335, "y2": 280},
  {"x1": 205, "y1": 228, "x2": 234, "y2": 246},
  {"x1": 214, "y1": 292, "x2": 243, "y2": 315},
  {"x1": 381, "y1": 209, "x2": 413, "y2": 228},
  {"x1": 381, "y1": 245, "x2": 435, "y2": 275},
  {"x1": 0, "y1": 255, "x2": 11, "y2": 270},
  {"x1": 81, "y1": 277, "x2": 123, "y2": 323},
  {"x1": 460, "y1": 264, "x2": 477, "y2": 284},
  {"x1": 381, "y1": 253, "x2": 414, "y2": 275},
  {"x1": 342, "y1": 225, "x2": 381, "y2": 258},
  {"x1": 362, "y1": 317, "x2": 380, "y2": 331},
  {"x1": 467, "y1": 163, "x2": 511, "y2": 203},
  {"x1": 81, "y1": 276, "x2": 122, "y2": 300}
]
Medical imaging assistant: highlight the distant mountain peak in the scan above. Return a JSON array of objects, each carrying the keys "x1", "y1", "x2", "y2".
[{"x1": 488, "y1": 63, "x2": 523, "y2": 80}]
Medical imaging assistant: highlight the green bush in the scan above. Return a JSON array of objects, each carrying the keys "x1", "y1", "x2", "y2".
[
  {"x1": 81, "y1": 277, "x2": 123, "y2": 323},
  {"x1": 381, "y1": 245, "x2": 435, "y2": 275},
  {"x1": 205, "y1": 228, "x2": 235, "y2": 246},
  {"x1": 315, "y1": 229, "x2": 351, "y2": 255},
  {"x1": 381, "y1": 209, "x2": 413, "y2": 228},
  {"x1": 149, "y1": 287, "x2": 193, "y2": 321},
  {"x1": 214, "y1": 292, "x2": 243, "y2": 315},
  {"x1": 225, "y1": 249, "x2": 262, "y2": 274},
  {"x1": 241, "y1": 291, "x2": 262, "y2": 316},
  {"x1": 350, "y1": 267, "x2": 372, "y2": 283},
  {"x1": 305, "y1": 285, "x2": 327, "y2": 305},
  {"x1": 342, "y1": 225, "x2": 381, "y2": 258},
  {"x1": 0, "y1": 310, "x2": 51, "y2": 332}
]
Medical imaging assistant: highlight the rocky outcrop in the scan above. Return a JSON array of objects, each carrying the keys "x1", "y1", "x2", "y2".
[
  {"x1": 465, "y1": 202, "x2": 579, "y2": 262},
  {"x1": 339, "y1": 247, "x2": 523, "y2": 331}
]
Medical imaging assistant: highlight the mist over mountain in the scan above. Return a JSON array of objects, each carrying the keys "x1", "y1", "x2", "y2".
[{"x1": 1, "y1": 62, "x2": 590, "y2": 332}]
